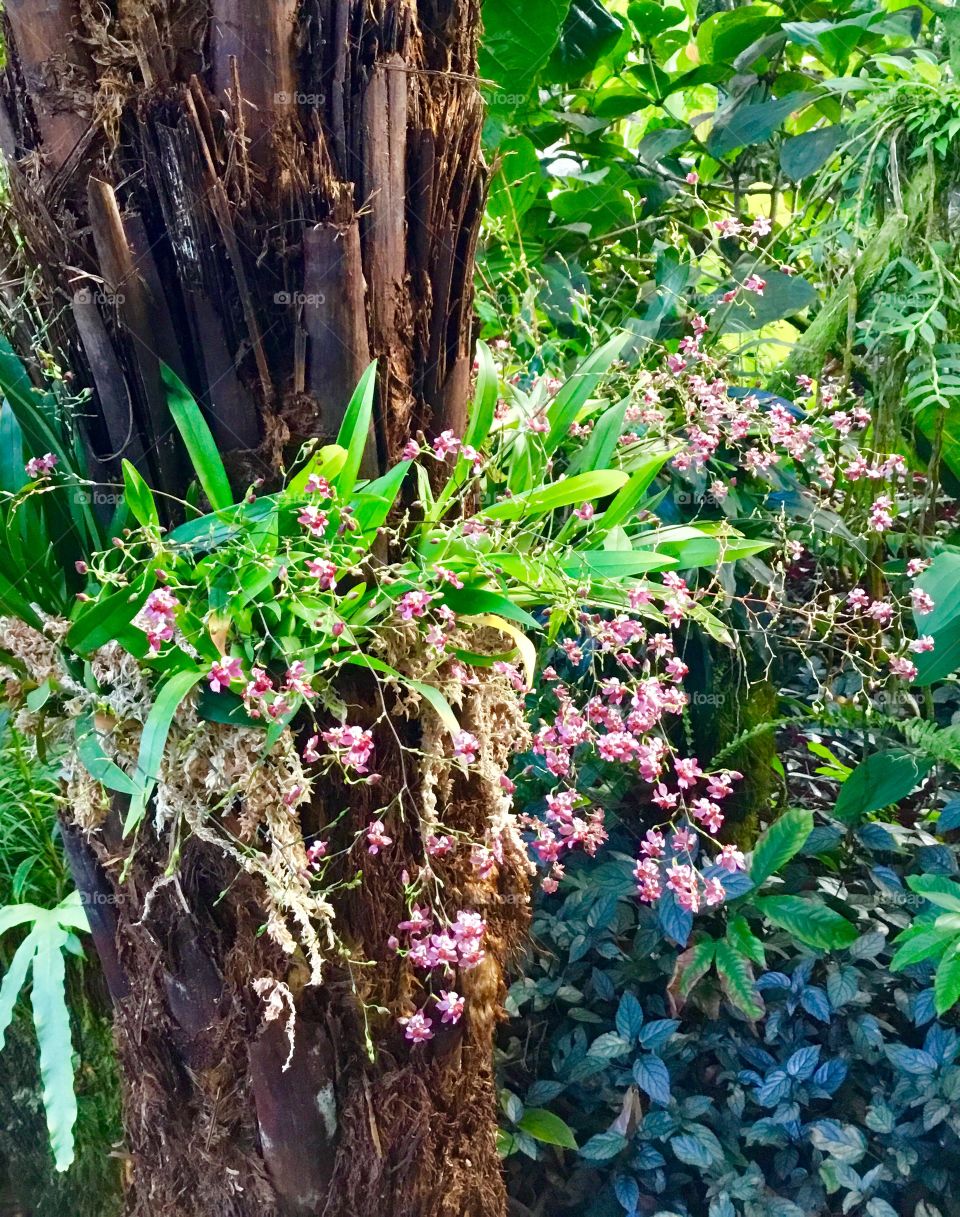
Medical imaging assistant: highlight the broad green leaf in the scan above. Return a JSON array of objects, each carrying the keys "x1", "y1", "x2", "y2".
[
  {"x1": 756, "y1": 895, "x2": 857, "y2": 951},
  {"x1": 717, "y1": 270, "x2": 818, "y2": 333},
  {"x1": 487, "y1": 136, "x2": 542, "y2": 221},
  {"x1": 517, "y1": 1108, "x2": 578, "y2": 1149},
  {"x1": 479, "y1": 0, "x2": 571, "y2": 99},
  {"x1": 482, "y1": 470, "x2": 628, "y2": 522},
  {"x1": 911, "y1": 551, "x2": 960, "y2": 684},
  {"x1": 547, "y1": 0, "x2": 623, "y2": 82},
  {"x1": 833, "y1": 750, "x2": 933, "y2": 824},
  {"x1": 697, "y1": 5, "x2": 782, "y2": 64},
  {"x1": 66, "y1": 570, "x2": 156, "y2": 655},
  {"x1": 750, "y1": 808, "x2": 814, "y2": 886},
  {"x1": 708, "y1": 91, "x2": 811, "y2": 157},
  {"x1": 780, "y1": 126, "x2": 842, "y2": 180},
  {"x1": 906, "y1": 874, "x2": 960, "y2": 913},
  {"x1": 161, "y1": 364, "x2": 233, "y2": 511},
  {"x1": 934, "y1": 940, "x2": 960, "y2": 1014},
  {"x1": 726, "y1": 915, "x2": 765, "y2": 967},
  {"x1": 891, "y1": 927, "x2": 951, "y2": 971},
  {"x1": 441, "y1": 585, "x2": 540, "y2": 630}
]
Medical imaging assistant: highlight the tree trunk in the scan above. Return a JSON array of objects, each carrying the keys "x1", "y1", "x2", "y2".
[{"x1": 0, "y1": 5, "x2": 518, "y2": 1215}]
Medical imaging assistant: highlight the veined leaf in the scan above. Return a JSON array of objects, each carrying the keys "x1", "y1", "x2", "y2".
[
  {"x1": 441, "y1": 585, "x2": 540, "y2": 630},
  {"x1": 934, "y1": 940, "x2": 960, "y2": 1014},
  {"x1": 714, "y1": 939, "x2": 763, "y2": 1018},
  {"x1": 891, "y1": 927, "x2": 951, "y2": 971},
  {"x1": 834, "y1": 750, "x2": 933, "y2": 824},
  {"x1": 756, "y1": 895, "x2": 857, "y2": 950},
  {"x1": 906, "y1": 874, "x2": 960, "y2": 913},
  {"x1": 750, "y1": 808, "x2": 813, "y2": 886},
  {"x1": 678, "y1": 937, "x2": 715, "y2": 997}
]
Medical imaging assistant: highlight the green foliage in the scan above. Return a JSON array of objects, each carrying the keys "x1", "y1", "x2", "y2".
[
  {"x1": 0, "y1": 892, "x2": 90, "y2": 1170},
  {"x1": 501, "y1": 781, "x2": 960, "y2": 1217},
  {"x1": 833, "y1": 750, "x2": 935, "y2": 823}
]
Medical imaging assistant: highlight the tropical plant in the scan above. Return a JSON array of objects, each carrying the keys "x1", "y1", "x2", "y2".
[{"x1": 0, "y1": 891, "x2": 90, "y2": 1170}]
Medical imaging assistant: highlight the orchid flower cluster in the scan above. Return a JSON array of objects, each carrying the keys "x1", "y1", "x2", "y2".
[
  {"x1": 16, "y1": 323, "x2": 945, "y2": 1048},
  {"x1": 509, "y1": 586, "x2": 751, "y2": 911}
]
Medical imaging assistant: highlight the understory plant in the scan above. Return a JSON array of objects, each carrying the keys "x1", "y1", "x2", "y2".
[{"x1": 499, "y1": 761, "x2": 960, "y2": 1217}]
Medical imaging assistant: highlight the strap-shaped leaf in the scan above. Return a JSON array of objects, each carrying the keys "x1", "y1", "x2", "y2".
[
  {"x1": 126, "y1": 667, "x2": 205, "y2": 833},
  {"x1": 161, "y1": 364, "x2": 233, "y2": 511},
  {"x1": 31, "y1": 924, "x2": 77, "y2": 1171},
  {"x1": 334, "y1": 361, "x2": 378, "y2": 498},
  {"x1": 0, "y1": 932, "x2": 37, "y2": 1050}
]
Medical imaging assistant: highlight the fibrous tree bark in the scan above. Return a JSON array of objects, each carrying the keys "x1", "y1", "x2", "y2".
[{"x1": 0, "y1": 6, "x2": 520, "y2": 1216}]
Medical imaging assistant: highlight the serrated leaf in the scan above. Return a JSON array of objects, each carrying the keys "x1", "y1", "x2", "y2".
[
  {"x1": 615, "y1": 991, "x2": 643, "y2": 1041},
  {"x1": 633, "y1": 1054, "x2": 671, "y2": 1105}
]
